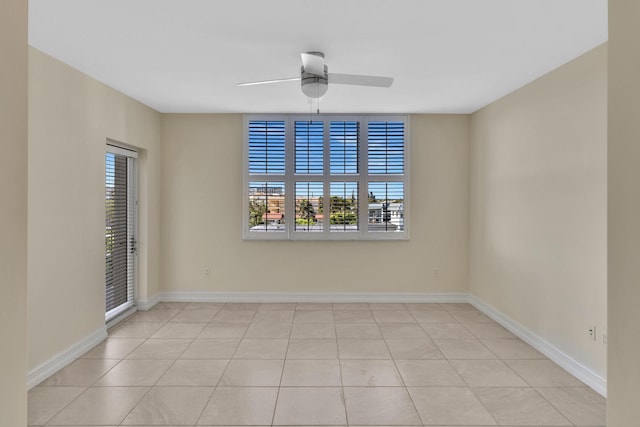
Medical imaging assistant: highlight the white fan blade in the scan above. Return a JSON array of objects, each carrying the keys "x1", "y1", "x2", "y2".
[
  {"x1": 301, "y1": 53, "x2": 325, "y2": 75},
  {"x1": 329, "y1": 73, "x2": 393, "y2": 88},
  {"x1": 237, "y1": 77, "x2": 300, "y2": 86}
]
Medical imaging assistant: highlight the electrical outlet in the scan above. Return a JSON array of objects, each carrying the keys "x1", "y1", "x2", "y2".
[
  {"x1": 588, "y1": 326, "x2": 596, "y2": 341},
  {"x1": 204, "y1": 267, "x2": 211, "y2": 278},
  {"x1": 433, "y1": 267, "x2": 439, "y2": 277}
]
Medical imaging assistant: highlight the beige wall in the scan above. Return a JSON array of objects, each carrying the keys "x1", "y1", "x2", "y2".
[
  {"x1": 608, "y1": 1, "x2": 640, "y2": 424},
  {"x1": 160, "y1": 114, "x2": 469, "y2": 294},
  {"x1": 0, "y1": 0, "x2": 28, "y2": 423},
  {"x1": 27, "y1": 48, "x2": 162, "y2": 370},
  {"x1": 469, "y1": 44, "x2": 608, "y2": 378}
]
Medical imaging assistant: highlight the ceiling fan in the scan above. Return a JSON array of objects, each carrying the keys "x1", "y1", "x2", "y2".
[{"x1": 237, "y1": 51, "x2": 394, "y2": 99}]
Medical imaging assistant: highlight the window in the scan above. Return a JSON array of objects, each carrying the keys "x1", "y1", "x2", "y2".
[{"x1": 244, "y1": 115, "x2": 408, "y2": 240}]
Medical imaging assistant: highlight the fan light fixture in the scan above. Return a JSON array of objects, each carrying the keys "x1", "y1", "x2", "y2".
[
  {"x1": 301, "y1": 55, "x2": 328, "y2": 99},
  {"x1": 237, "y1": 51, "x2": 393, "y2": 100}
]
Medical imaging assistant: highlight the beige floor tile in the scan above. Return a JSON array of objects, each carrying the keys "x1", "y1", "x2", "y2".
[
  {"x1": 32, "y1": 304, "x2": 607, "y2": 427},
  {"x1": 128, "y1": 309, "x2": 180, "y2": 322},
  {"x1": 180, "y1": 338, "x2": 240, "y2": 359},
  {"x1": 151, "y1": 322, "x2": 207, "y2": 339},
  {"x1": 273, "y1": 387, "x2": 346, "y2": 425},
  {"x1": 287, "y1": 338, "x2": 338, "y2": 359},
  {"x1": 291, "y1": 322, "x2": 336, "y2": 338},
  {"x1": 385, "y1": 338, "x2": 444, "y2": 359},
  {"x1": 335, "y1": 323, "x2": 381, "y2": 338},
  {"x1": 464, "y1": 321, "x2": 516, "y2": 339},
  {"x1": 536, "y1": 386, "x2": 606, "y2": 426},
  {"x1": 372, "y1": 310, "x2": 416, "y2": 323},
  {"x1": 338, "y1": 339, "x2": 391, "y2": 359},
  {"x1": 80, "y1": 338, "x2": 144, "y2": 359},
  {"x1": 344, "y1": 387, "x2": 421, "y2": 425},
  {"x1": 185, "y1": 302, "x2": 224, "y2": 310},
  {"x1": 244, "y1": 321, "x2": 293, "y2": 338},
  {"x1": 234, "y1": 338, "x2": 288, "y2": 359},
  {"x1": 95, "y1": 359, "x2": 173, "y2": 386},
  {"x1": 253, "y1": 310, "x2": 295, "y2": 322},
  {"x1": 340, "y1": 360, "x2": 403, "y2": 386},
  {"x1": 198, "y1": 322, "x2": 249, "y2": 338},
  {"x1": 333, "y1": 303, "x2": 370, "y2": 310},
  {"x1": 404, "y1": 303, "x2": 444, "y2": 311},
  {"x1": 156, "y1": 359, "x2": 228, "y2": 386},
  {"x1": 294, "y1": 310, "x2": 334, "y2": 323},
  {"x1": 450, "y1": 359, "x2": 528, "y2": 387},
  {"x1": 108, "y1": 321, "x2": 164, "y2": 338},
  {"x1": 334, "y1": 310, "x2": 375, "y2": 323},
  {"x1": 378, "y1": 322, "x2": 428, "y2": 339},
  {"x1": 473, "y1": 387, "x2": 571, "y2": 425},
  {"x1": 28, "y1": 386, "x2": 85, "y2": 425},
  {"x1": 219, "y1": 359, "x2": 284, "y2": 386},
  {"x1": 213, "y1": 309, "x2": 257, "y2": 323},
  {"x1": 40, "y1": 358, "x2": 119, "y2": 386},
  {"x1": 409, "y1": 310, "x2": 456, "y2": 323},
  {"x1": 452, "y1": 310, "x2": 495, "y2": 324},
  {"x1": 395, "y1": 360, "x2": 465, "y2": 386},
  {"x1": 122, "y1": 386, "x2": 213, "y2": 425},
  {"x1": 47, "y1": 386, "x2": 148, "y2": 425},
  {"x1": 481, "y1": 338, "x2": 546, "y2": 359},
  {"x1": 126, "y1": 338, "x2": 191, "y2": 359},
  {"x1": 505, "y1": 359, "x2": 584, "y2": 386},
  {"x1": 408, "y1": 386, "x2": 496, "y2": 425},
  {"x1": 198, "y1": 387, "x2": 278, "y2": 425},
  {"x1": 368, "y1": 303, "x2": 407, "y2": 311},
  {"x1": 281, "y1": 359, "x2": 341, "y2": 386},
  {"x1": 433, "y1": 338, "x2": 497, "y2": 359},
  {"x1": 420, "y1": 322, "x2": 475, "y2": 339},
  {"x1": 170, "y1": 309, "x2": 218, "y2": 323}
]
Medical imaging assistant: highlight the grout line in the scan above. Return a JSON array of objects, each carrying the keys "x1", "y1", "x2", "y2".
[
  {"x1": 373, "y1": 308, "x2": 424, "y2": 426},
  {"x1": 332, "y1": 304, "x2": 350, "y2": 426},
  {"x1": 269, "y1": 305, "x2": 294, "y2": 426}
]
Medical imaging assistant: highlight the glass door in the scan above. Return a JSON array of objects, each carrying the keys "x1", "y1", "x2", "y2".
[{"x1": 105, "y1": 144, "x2": 137, "y2": 321}]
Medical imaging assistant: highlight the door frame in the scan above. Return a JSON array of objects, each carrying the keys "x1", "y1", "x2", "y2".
[{"x1": 105, "y1": 142, "x2": 139, "y2": 325}]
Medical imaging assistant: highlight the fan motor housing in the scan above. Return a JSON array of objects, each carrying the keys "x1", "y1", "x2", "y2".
[{"x1": 301, "y1": 65, "x2": 328, "y2": 98}]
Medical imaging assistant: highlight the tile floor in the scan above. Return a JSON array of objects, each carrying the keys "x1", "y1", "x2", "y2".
[{"x1": 28, "y1": 302, "x2": 606, "y2": 426}]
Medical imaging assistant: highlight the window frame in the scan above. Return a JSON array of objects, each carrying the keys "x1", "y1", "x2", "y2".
[{"x1": 243, "y1": 114, "x2": 409, "y2": 240}]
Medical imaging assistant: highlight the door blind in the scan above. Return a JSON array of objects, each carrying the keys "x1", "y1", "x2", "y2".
[{"x1": 105, "y1": 151, "x2": 135, "y2": 316}]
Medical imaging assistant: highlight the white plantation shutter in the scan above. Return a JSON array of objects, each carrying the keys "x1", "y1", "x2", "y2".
[
  {"x1": 368, "y1": 121, "x2": 405, "y2": 174},
  {"x1": 295, "y1": 121, "x2": 324, "y2": 174},
  {"x1": 330, "y1": 121, "x2": 359, "y2": 174},
  {"x1": 249, "y1": 120, "x2": 285, "y2": 174}
]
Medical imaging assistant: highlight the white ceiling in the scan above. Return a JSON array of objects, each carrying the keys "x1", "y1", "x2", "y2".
[{"x1": 28, "y1": 0, "x2": 607, "y2": 114}]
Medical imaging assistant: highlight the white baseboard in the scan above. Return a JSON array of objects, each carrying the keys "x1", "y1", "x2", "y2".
[
  {"x1": 157, "y1": 291, "x2": 469, "y2": 303},
  {"x1": 27, "y1": 326, "x2": 107, "y2": 390},
  {"x1": 136, "y1": 293, "x2": 161, "y2": 311},
  {"x1": 469, "y1": 294, "x2": 607, "y2": 397}
]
